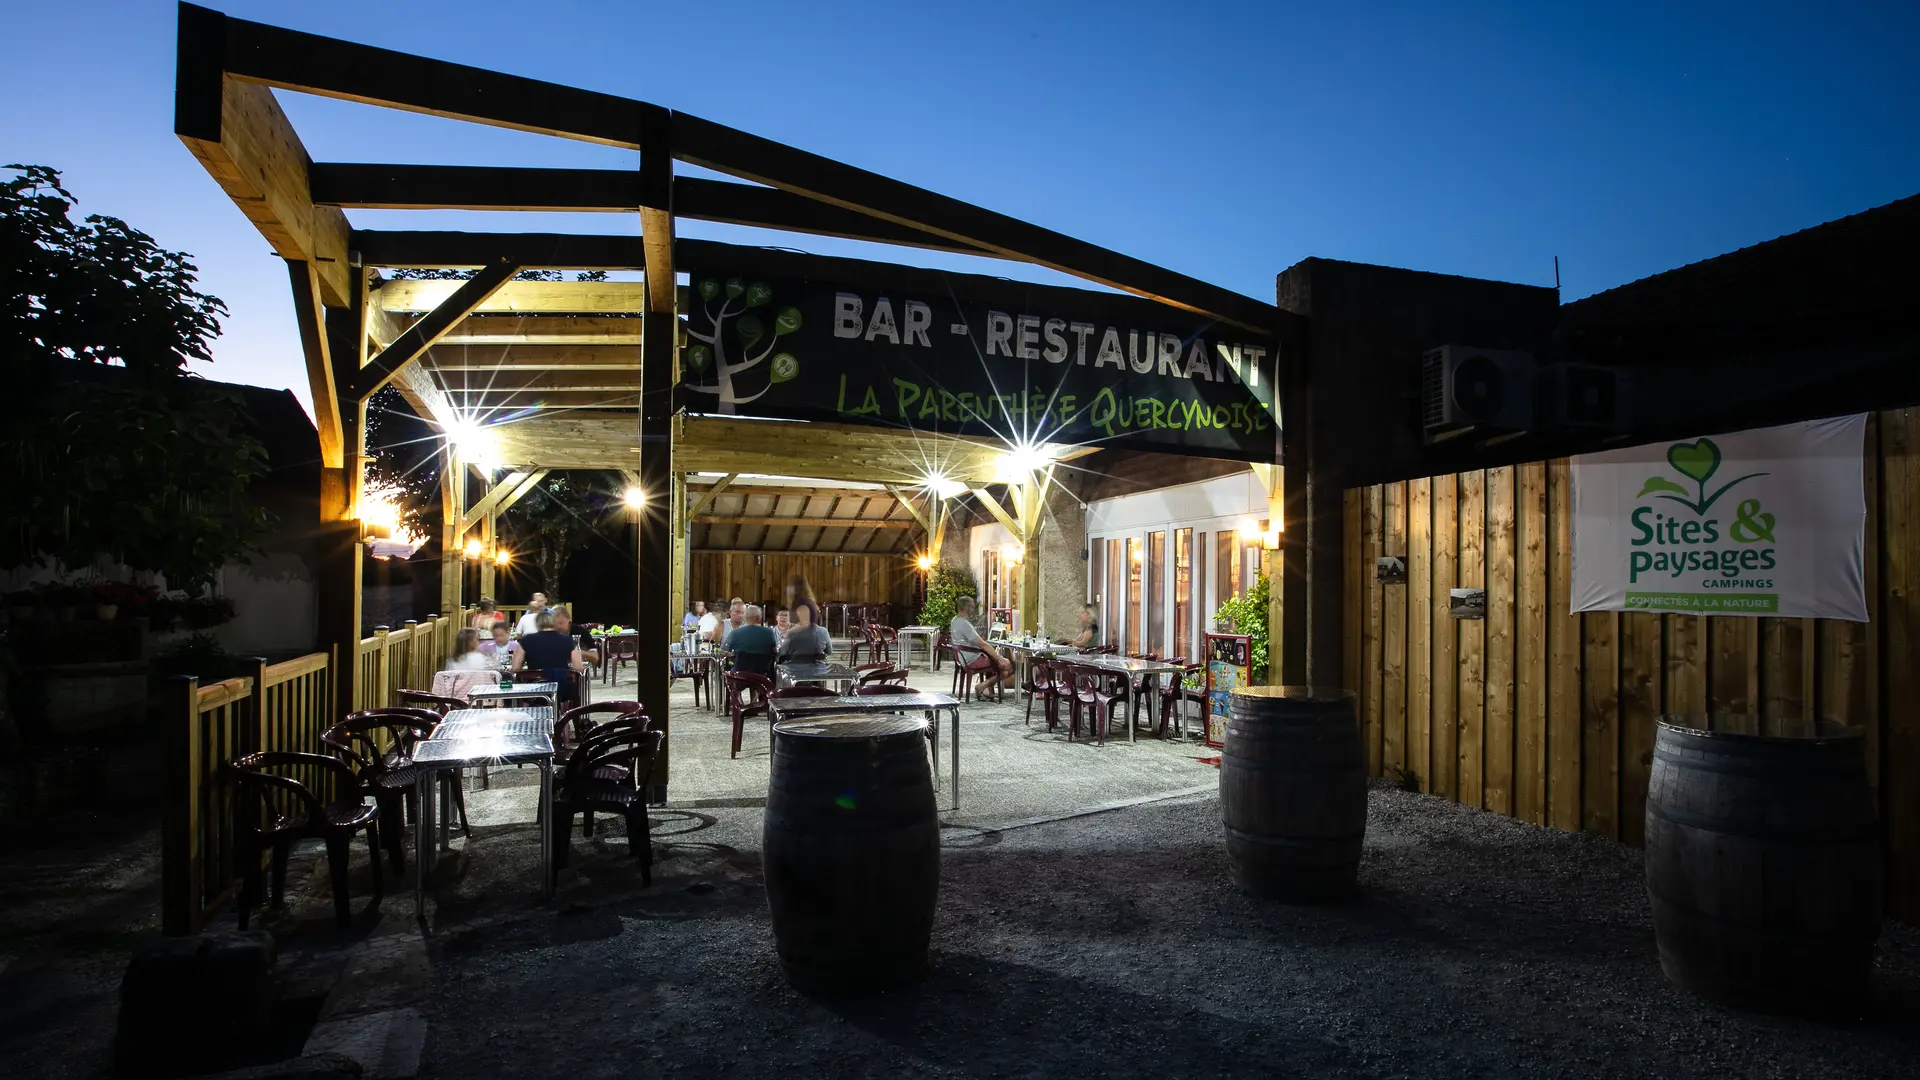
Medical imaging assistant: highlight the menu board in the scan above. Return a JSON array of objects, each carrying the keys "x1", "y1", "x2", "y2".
[{"x1": 1204, "y1": 633, "x2": 1252, "y2": 749}]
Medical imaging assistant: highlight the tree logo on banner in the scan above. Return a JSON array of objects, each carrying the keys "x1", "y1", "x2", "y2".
[
  {"x1": 683, "y1": 277, "x2": 803, "y2": 413},
  {"x1": 1626, "y1": 437, "x2": 1779, "y2": 605},
  {"x1": 1635, "y1": 438, "x2": 1767, "y2": 516}
]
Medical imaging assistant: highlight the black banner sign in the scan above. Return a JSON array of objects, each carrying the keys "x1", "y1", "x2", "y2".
[{"x1": 679, "y1": 251, "x2": 1279, "y2": 461}]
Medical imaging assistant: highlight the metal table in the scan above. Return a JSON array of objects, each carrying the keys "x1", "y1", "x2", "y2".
[
  {"x1": 679, "y1": 648, "x2": 728, "y2": 711},
  {"x1": 410, "y1": 706, "x2": 556, "y2": 921},
  {"x1": 896, "y1": 625, "x2": 940, "y2": 670},
  {"x1": 767, "y1": 691, "x2": 964, "y2": 804},
  {"x1": 463, "y1": 683, "x2": 559, "y2": 786},
  {"x1": 776, "y1": 661, "x2": 859, "y2": 694},
  {"x1": 1061, "y1": 655, "x2": 1187, "y2": 741}
]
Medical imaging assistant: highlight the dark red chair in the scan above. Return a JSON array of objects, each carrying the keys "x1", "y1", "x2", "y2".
[
  {"x1": 847, "y1": 625, "x2": 879, "y2": 665},
  {"x1": 668, "y1": 652, "x2": 708, "y2": 707},
  {"x1": 321, "y1": 708, "x2": 453, "y2": 870},
  {"x1": 771, "y1": 686, "x2": 837, "y2": 699},
  {"x1": 397, "y1": 689, "x2": 466, "y2": 714},
  {"x1": 1156, "y1": 660, "x2": 1203, "y2": 738},
  {"x1": 855, "y1": 665, "x2": 908, "y2": 688},
  {"x1": 1022, "y1": 657, "x2": 1054, "y2": 728},
  {"x1": 726, "y1": 671, "x2": 773, "y2": 758},
  {"x1": 551, "y1": 728, "x2": 664, "y2": 886},
  {"x1": 557, "y1": 700, "x2": 643, "y2": 757},
  {"x1": 951, "y1": 645, "x2": 1003, "y2": 703},
  {"x1": 1072, "y1": 665, "x2": 1127, "y2": 745},
  {"x1": 873, "y1": 625, "x2": 898, "y2": 664},
  {"x1": 225, "y1": 752, "x2": 382, "y2": 929},
  {"x1": 603, "y1": 633, "x2": 641, "y2": 686},
  {"x1": 933, "y1": 627, "x2": 953, "y2": 672},
  {"x1": 853, "y1": 683, "x2": 916, "y2": 696}
]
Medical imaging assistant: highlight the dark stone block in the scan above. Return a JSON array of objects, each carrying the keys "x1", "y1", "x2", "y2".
[{"x1": 116, "y1": 930, "x2": 279, "y2": 1074}]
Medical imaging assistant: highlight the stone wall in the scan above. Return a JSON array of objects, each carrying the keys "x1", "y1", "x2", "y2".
[{"x1": 1037, "y1": 484, "x2": 1088, "y2": 639}]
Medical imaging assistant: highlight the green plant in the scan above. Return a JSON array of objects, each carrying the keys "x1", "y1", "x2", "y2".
[
  {"x1": 153, "y1": 632, "x2": 240, "y2": 681},
  {"x1": 1395, "y1": 767, "x2": 1420, "y2": 792},
  {"x1": 181, "y1": 595, "x2": 237, "y2": 630},
  {"x1": 918, "y1": 563, "x2": 980, "y2": 631},
  {"x1": 1210, "y1": 572, "x2": 1270, "y2": 682}
]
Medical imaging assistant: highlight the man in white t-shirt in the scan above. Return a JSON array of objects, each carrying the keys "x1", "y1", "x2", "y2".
[
  {"x1": 696, "y1": 598, "x2": 723, "y2": 644},
  {"x1": 516, "y1": 592, "x2": 548, "y2": 637}
]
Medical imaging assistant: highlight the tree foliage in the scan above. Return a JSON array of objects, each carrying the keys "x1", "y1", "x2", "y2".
[
  {"x1": 1211, "y1": 572, "x2": 1270, "y2": 682},
  {"x1": 0, "y1": 164, "x2": 270, "y2": 590},
  {"x1": 918, "y1": 562, "x2": 980, "y2": 632},
  {"x1": 497, "y1": 473, "x2": 619, "y2": 597}
]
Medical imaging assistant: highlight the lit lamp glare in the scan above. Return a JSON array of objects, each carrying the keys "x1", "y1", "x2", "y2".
[
  {"x1": 921, "y1": 472, "x2": 969, "y2": 500},
  {"x1": 915, "y1": 554, "x2": 934, "y2": 572},
  {"x1": 623, "y1": 487, "x2": 647, "y2": 509},
  {"x1": 494, "y1": 548, "x2": 511, "y2": 566},
  {"x1": 463, "y1": 538, "x2": 484, "y2": 559}
]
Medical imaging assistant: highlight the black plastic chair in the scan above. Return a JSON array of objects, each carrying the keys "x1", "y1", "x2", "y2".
[
  {"x1": 321, "y1": 708, "x2": 459, "y2": 870},
  {"x1": 225, "y1": 752, "x2": 382, "y2": 928},
  {"x1": 552, "y1": 729, "x2": 665, "y2": 885}
]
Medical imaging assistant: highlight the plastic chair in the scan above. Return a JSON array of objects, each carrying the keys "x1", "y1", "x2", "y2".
[
  {"x1": 603, "y1": 633, "x2": 641, "y2": 686},
  {"x1": 1072, "y1": 666, "x2": 1126, "y2": 745},
  {"x1": 856, "y1": 665, "x2": 908, "y2": 688},
  {"x1": 1157, "y1": 660, "x2": 1204, "y2": 738},
  {"x1": 398, "y1": 689, "x2": 466, "y2": 715},
  {"x1": 556, "y1": 700, "x2": 644, "y2": 757},
  {"x1": 551, "y1": 729, "x2": 664, "y2": 886},
  {"x1": 853, "y1": 683, "x2": 915, "y2": 696},
  {"x1": 951, "y1": 644, "x2": 1002, "y2": 703},
  {"x1": 847, "y1": 625, "x2": 878, "y2": 666},
  {"x1": 668, "y1": 652, "x2": 708, "y2": 707},
  {"x1": 225, "y1": 752, "x2": 382, "y2": 929},
  {"x1": 321, "y1": 709, "x2": 454, "y2": 870},
  {"x1": 1022, "y1": 657, "x2": 1054, "y2": 727},
  {"x1": 726, "y1": 671, "x2": 773, "y2": 759}
]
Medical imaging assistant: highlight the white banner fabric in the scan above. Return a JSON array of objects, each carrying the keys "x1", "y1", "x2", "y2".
[{"x1": 1570, "y1": 415, "x2": 1867, "y2": 621}]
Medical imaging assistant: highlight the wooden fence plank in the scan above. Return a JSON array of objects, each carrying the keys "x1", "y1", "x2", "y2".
[
  {"x1": 1619, "y1": 612, "x2": 1663, "y2": 846},
  {"x1": 1383, "y1": 482, "x2": 1408, "y2": 777},
  {"x1": 1583, "y1": 612, "x2": 1621, "y2": 839},
  {"x1": 1363, "y1": 486, "x2": 1385, "y2": 776},
  {"x1": 1816, "y1": 414, "x2": 1880, "y2": 804},
  {"x1": 1408, "y1": 477, "x2": 1433, "y2": 792},
  {"x1": 1515, "y1": 462, "x2": 1549, "y2": 825},
  {"x1": 1882, "y1": 406, "x2": 1918, "y2": 923},
  {"x1": 1344, "y1": 488, "x2": 1364, "y2": 699},
  {"x1": 1484, "y1": 465, "x2": 1516, "y2": 817},
  {"x1": 1457, "y1": 469, "x2": 1487, "y2": 810},
  {"x1": 1666, "y1": 614, "x2": 1706, "y2": 717},
  {"x1": 1547, "y1": 460, "x2": 1583, "y2": 832},
  {"x1": 1709, "y1": 617, "x2": 1757, "y2": 714},
  {"x1": 1431, "y1": 474, "x2": 1458, "y2": 800}
]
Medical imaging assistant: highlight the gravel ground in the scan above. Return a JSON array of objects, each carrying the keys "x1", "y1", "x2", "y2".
[{"x1": 419, "y1": 783, "x2": 1920, "y2": 1080}]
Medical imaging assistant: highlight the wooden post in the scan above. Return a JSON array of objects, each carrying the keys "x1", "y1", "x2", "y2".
[
  {"x1": 669, "y1": 471, "x2": 688, "y2": 627},
  {"x1": 319, "y1": 269, "x2": 368, "y2": 718},
  {"x1": 440, "y1": 449, "x2": 463, "y2": 615},
  {"x1": 636, "y1": 104, "x2": 675, "y2": 800},
  {"x1": 479, "y1": 512, "x2": 497, "y2": 600},
  {"x1": 161, "y1": 676, "x2": 202, "y2": 936}
]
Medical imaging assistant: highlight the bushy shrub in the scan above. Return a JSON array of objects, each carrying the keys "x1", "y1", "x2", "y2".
[
  {"x1": 918, "y1": 563, "x2": 979, "y2": 632},
  {"x1": 1211, "y1": 572, "x2": 1270, "y2": 683}
]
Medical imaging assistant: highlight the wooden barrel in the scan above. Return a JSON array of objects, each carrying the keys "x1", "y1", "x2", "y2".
[
  {"x1": 1645, "y1": 715, "x2": 1882, "y2": 1014},
  {"x1": 1220, "y1": 686, "x2": 1367, "y2": 901},
  {"x1": 764, "y1": 716, "x2": 939, "y2": 995}
]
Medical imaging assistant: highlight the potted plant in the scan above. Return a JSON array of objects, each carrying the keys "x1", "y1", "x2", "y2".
[
  {"x1": 38, "y1": 581, "x2": 85, "y2": 622},
  {"x1": 92, "y1": 581, "x2": 158, "y2": 621}
]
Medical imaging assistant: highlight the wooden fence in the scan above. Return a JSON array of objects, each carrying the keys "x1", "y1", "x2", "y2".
[
  {"x1": 163, "y1": 609, "x2": 471, "y2": 934},
  {"x1": 1341, "y1": 408, "x2": 1918, "y2": 922},
  {"x1": 161, "y1": 648, "x2": 338, "y2": 935},
  {"x1": 691, "y1": 552, "x2": 914, "y2": 610}
]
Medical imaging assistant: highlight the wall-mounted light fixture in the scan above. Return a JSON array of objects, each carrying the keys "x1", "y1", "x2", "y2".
[
  {"x1": 494, "y1": 548, "x2": 512, "y2": 566},
  {"x1": 463, "y1": 538, "x2": 484, "y2": 559}
]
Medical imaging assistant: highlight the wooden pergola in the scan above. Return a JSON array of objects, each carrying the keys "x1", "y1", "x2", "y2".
[{"x1": 173, "y1": 3, "x2": 1290, "y2": 786}]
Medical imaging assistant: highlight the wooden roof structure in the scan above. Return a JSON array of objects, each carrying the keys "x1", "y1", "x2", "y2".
[{"x1": 172, "y1": 1, "x2": 1284, "y2": 741}]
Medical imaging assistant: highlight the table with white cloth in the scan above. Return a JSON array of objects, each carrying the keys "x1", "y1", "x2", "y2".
[{"x1": 409, "y1": 705, "x2": 555, "y2": 921}]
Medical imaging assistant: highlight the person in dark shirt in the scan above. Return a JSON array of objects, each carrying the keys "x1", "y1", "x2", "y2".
[
  {"x1": 514, "y1": 611, "x2": 583, "y2": 703},
  {"x1": 724, "y1": 604, "x2": 778, "y2": 677},
  {"x1": 1063, "y1": 604, "x2": 1099, "y2": 648}
]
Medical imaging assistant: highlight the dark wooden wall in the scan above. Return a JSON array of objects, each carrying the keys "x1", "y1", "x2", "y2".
[
  {"x1": 1341, "y1": 408, "x2": 1919, "y2": 922},
  {"x1": 690, "y1": 551, "x2": 915, "y2": 611}
]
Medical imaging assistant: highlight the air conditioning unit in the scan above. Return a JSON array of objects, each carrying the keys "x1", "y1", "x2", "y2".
[
  {"x1": 1544, "y1": 363, "x2": 1631, "y2": 431},
  {"x1": 1421, "y1": 346, "x2": 1535, "y2": 442}
]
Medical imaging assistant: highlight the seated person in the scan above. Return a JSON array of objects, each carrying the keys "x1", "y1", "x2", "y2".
[
  {"x1": 777, "y1": 618, "x2": 833, "y2": 665},
  {"x1": 555, "y1": 606, "x2": 599, "y2": 668},
  {"x1": 513, "y1": 611, "x2": 585, "y2": 706},
  {"x1": 446, "y1": 628, "x2": 492, "y2": 670},
  {"x1": 724, "y1": 604, "x2": 779, "y2": 677},
  {"x1": 1061, "y1": 603, "x2": 1099, "y2": 649},
  {"x1": 698, "y1": 598, "x2": 725, "y2": 645},
  {"x1": 950, "y1": 595, "x2": 1011, "y2": 692},
  {"x1": 478, "y1": 621, "x2": 518, "y2": 666},
  {"x1": 772, "y1": 607, "x2": 791, "y2": 647}
]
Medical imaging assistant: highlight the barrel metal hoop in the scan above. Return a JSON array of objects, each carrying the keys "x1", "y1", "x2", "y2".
[
  {"x1": 1644, "y1": 800, "x2": 1879, "y2": 843},
  {"x1": 1219, "y1": 753, "x2": 1328, "y2": 772},
  {"x1": 1650, "y1": 746, "x2": 1862, "y2": 776},
  {"x1": 1222, "y1": 825, "x2": 1362, "y2": 848}
]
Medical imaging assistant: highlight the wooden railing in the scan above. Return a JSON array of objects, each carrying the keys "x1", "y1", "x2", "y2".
[
  {"x1": 352, "y1": 609, "x2": 470, "y2": 711},
  {"x1": 161, "y1": 647, "x2": 338, "y2": 936}
]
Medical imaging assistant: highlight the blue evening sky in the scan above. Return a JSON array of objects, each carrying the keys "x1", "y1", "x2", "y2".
[{"x1": 4, "y1": 1, "x2": 1915, "y2": 417}]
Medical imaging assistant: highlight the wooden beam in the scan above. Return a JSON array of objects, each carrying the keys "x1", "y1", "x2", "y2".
[
  {"x1": 353, "y1": 230, "x2": 644, "y2": 270},
  {"x1": 175, "y1": 5, "x2": 350, "y2": 305},
  {"x1": 883, "y1": 486, "x2": 931, "y2": 532},
  {"x1": 458, "y1": 469, "x2": 533, "y2": 532},
  {"x1": 285, "y1": 259, "x2": 343, "y2": 468},
  {"x1": 967, "y1": 486, "x2": 1022, "y2": 536},
  {"x1": 671, "y1": 112, "x2": 1284, "y2": 334},
  {"x1": 694, "y1": 516, "x2": 913, "y2": 529},
  {"x1": 424, "y1": 345, "x2": 637, "y2": 370},
  {"x1": 313, "y1": 162, "x2": 641, "y2": 211},
  {"x1": 693, "y1": 483, "x2": 891, "y2": 501},
  {"x1": 687, "y1": 473, "x2": 738, "y2": 519},
  {"x1": 675, "y1": 177, "x2": 994, "y2": 257},
  {"x1": 217, "y1": 7, "x2": 645, "y2": 149},
  {"x1": 353, "y1": 261, "x2": 520, "y2": 399},
  {"x1": 376, "y1": 278, "x2": 647, "y2": 314},
  {"x1": 433, "y1": 370, "x2": 642, "y2": 391},
  {"x1": 494, "y1": 469, "x2": 551, "y2": 515},
  {"x1": 434, "y1": 316, "x2": 642, "y2": 346}
]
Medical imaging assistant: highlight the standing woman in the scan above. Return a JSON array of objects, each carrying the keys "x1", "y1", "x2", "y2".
[{"x1": 785, "y1": 576, "x2": 822, "y2": 641}]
